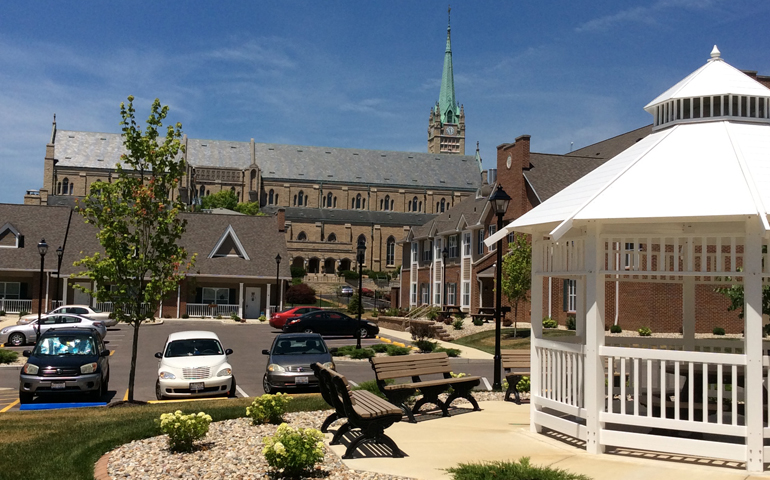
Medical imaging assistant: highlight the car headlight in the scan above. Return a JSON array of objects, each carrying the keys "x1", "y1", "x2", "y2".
[
  {"x1": 217, "y1": 368, "x2": 232, "y2": 377},
  {"x1": 23, "y1": 363, "x2": 39, "y2": 375},
  {"x1": 0, "y1": 328, "x2": 9, "y2": 334},
  {"x1": 267, "y1": 364, "x2": 286, "y2": 373},
  {"x1": 80, "y1": 362, "x2": 98, "y2": 374},
  {"x1": 159, "y1": 371, "x2": 176, "y2": 380},
  {"x1": 322, "y1": 361, "x2": 335, "y2": 370}
]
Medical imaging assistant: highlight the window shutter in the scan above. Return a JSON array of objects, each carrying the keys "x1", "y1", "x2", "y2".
[
  {"x1": 562, "y1": 280, "x2": 568, "y2": 312},
  {"x1": 20, "y1": 282, "x2": 28, "y2": 299},
  {"x1": 195, "y1": 287, "x2": 202, "y2": 304},
  {"x1": 229, "y1": 288, "x2": 237, "y2": 304}
]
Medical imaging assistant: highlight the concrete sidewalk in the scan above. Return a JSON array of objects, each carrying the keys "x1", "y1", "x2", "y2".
[
  {"x1": 377, "y1": 326, "x2": 493, "y2": 360},
  {"x1": 330, "y1": 401, "x2": 767, "y2": 480}
]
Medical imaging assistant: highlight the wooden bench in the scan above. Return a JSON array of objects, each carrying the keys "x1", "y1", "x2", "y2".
[
  {"x1": 370, "y1": 352, "x2": 481, "y2": 423},
  {"x1": 471, "y1": 313, "x2": 495, "y2": 324},
  {"x1": 501, "y1": 350, "x2": 530, "y2": 404},
  {"x1": 311, "y1": 363, "x2": 404, "y2": 459}
]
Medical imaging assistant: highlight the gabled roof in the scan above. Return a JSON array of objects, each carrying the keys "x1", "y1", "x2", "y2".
[
  {"x1": 0, "y1": 222, "x2": 22, "y2": 247},
  {"x1": 208, "y1": 225, "x2": 250, "y2": 260},
  {"x1": 407, "y1": 190, "x2": 491, "y2": 241},
  {"x1": 262, "y1": 206, "x2": 434, "y2": 228}
]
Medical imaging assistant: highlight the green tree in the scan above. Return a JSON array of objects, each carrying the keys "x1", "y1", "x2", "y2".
[
  {"x1": 714, "y1": 272, "x2": 770, "y2": 319},
  {"x1": 234, "y1": 201, "x2": 263, "y2": 216},
  {"x1": 501, "y1": 233, "x2": 531, "y2": 338},
  {"x1": 201, "y1": 190, "x2": 238, "y2": 210},
  {"x1": 74, "y1": 96, "x2": 195, "y2": 402}
]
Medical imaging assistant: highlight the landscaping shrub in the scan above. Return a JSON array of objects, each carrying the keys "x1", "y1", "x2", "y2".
[
  {"x1": 638, "y1": 326, "x2": 652, "y2": 337},
  {"x1": 347, "y1": 294, "x2": 361, "y2": 314},
  {"x1": 713, "y1": 326, "x2": 726, "y2": 336},
  {"x1": 502, "y1": 318, "x2": 513, "y2": 327},
  {"x1": 542, "y1": 317, "x2": 558, "y2": 329},
  {"x1": 290, "y1": 266, "x2": 306, "y2": 279},
  {"x1": 258, "y1": 314, "x2": 267, "y2": 323},
  {"x1": 349, "y1": 347, "x2": 375, "y2": 359},
  {"x1": 339, "y1": 269, "x2": 359, "y2": 280},
  {"x1": 764, "y1": 323, "x2": 770, "y2": 337},
  {"x1": 566, "y1": 315, "x2": 576, "y2": 331},
  {"x1": 441, "y1": 314, "x2": 453, "y2": 325},
  {"x1": 410, "y1": 321, "x2": 435, "y2": 340},
  {"x1": 385, "y1": 307, "x2": 402, "y2": 317},
  {"x1": 370, "y1": 343, "x2": 389, "y2": 353},
  {"x1": 262, "y1": 423, "x2": 325, "y2": 477},
  {"x1": 291, "y1": 277, "x2": 302, "y2": 285},
  {"x1": 18, "y1": 310, "x2": 29, "y2": 318},
  {"x1": 434, "y1": 346, "x2": 461, "y2": 357},
  {"x1": 426, "y1": 306, "x2": 441, "y2": 321},
  {"x1": 413, "y1": 339, "x2": 438, "y2": 352},
  {"x1": 371, "y1": 309, "x2": 379, "y2": 318},
  {"x1": 472, "y1": 317, "x2": 484, "y2": 326},
  {"x1": 230, "y1": 312, "x2": 241, "y2": 322},
  {"x1": 216, "y1": 314, "x2": 223, "y2": 319},
  {"x1": 516, "y1": 376, "x2": 531, "y2": 393},
  {"x1": 352, "y1": 379, "x2": 392, "y2": 399},
  {"x1": 286, "y1": 283, "x2": 317, "y2": 305},
  {"x1": 452, "y1": 318, "x2": 464, "y2": 330},
  {"x1": 446, "y1": 457, "x2": 590, "y2": 480},
  {"x1": 0, "y1": 310, "x2": 6, "y2": 316},
  {"x1": 157, "y1": 410, "x2": 212, "y2": 452},
  {"x1": 181, "y1": 313, "x2": 189, "y2": 319},
  {"x1": 0, "y1": 349, "x2": 19, "y2": 364},
  {"x1": 610, "y1": 324, "x2": 622, "y2": 333},
  {"x1": 385, "y1": 345, "x2": 411, "y2": 356},
  {"x1": 163, "y1": 313, "x2": 171, "y2": 319},
  {"x1": 246, "y1": 393, "x2": 292, "y2": 425}
]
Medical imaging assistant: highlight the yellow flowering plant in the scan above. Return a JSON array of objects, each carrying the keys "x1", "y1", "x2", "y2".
[
  {"x1": 262, "y1": 423, "x2": 325, "y2": 476},
  {"x1": 246, "y1": 393, "x2": 292, "y2": 425},
  {"x1": 157, "y1": 410, "x2": 212, "y2": 452}
]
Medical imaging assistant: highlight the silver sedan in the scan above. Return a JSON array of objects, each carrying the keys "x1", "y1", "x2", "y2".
[
  {"x1": 17, "y1": 305, "x2": 116, "y2": 327},
  {"x1": 1, "y1": 314, "x2": 107, "y2": 346}
]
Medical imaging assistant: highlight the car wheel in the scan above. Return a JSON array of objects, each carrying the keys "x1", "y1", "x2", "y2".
[
  {"x1": 228, "y1": 376, "x2": 237, "y2": 398},
  {"x1": 357, "y1": 327, "x2": 369, "y2": 339},
  {"x1": 8, "y1": 332, "x2": 25, "y2": 346},
  {"x1": 19, "y1": 391, "x2": 33, "y2": 404},
  {"x1": 303, "y1": 328, "x2": 314, "y2": 334},
  {"x1": 155, "y1": 380, "x2": 166, "y2": 401},
  {"x1": 263, "y1": 374, "x2": 277, "y2": 394}
]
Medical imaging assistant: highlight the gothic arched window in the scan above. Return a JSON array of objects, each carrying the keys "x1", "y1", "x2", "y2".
[
  {"x1": 440, "y1": 198, "x2": 446, "y2": 213},
  {"x1": 57, "y1": 182, "x2": 62, "y2": 195},
  {"x1": 298, "y1": 190, "x2": 304, "y2": 206},
  {"x1": 297, "y1": 231, "x2": 307, "y2": 241},
  {"x1": 333, "y1": 197, "x2": 337, "y2": 208},
  {"x1": 384, "y1": 195, "x2": 390, "y2": 211},
  {"x1": 327, "y1": 192, "x2": 333, "y2": 208},
  {"x1": 62, "y1": 178, "x2": 70, "y2": 196},
  {"x1": 356, "y1": 194, "x2": 362, "y2": 209},
  {"x1": 390, "y1": 199, "x2": 394, "y2": 210},
  {"x1": 200, "y1": 185, "x2": 205, "y2": 198},
  {"x1": 412, "y1": 197, "x2": 418, "y2": 212},
  {"x1": 328, "y1": 233, "x2": 337, "y2": 242},
  {"x1": 268, "y1": 189, "x2": 274, "y2": 205},
  {"x1": 386, "y1": 236, "x2": 396, "y2": 266}
]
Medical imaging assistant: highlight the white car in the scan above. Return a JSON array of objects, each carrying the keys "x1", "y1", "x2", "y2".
[
  {"x1": 18, "y1": 305, "x2": 116, "y2": 327},
  {"x1": 154, "y1": 331, "x2": 235, "y2": 400}
]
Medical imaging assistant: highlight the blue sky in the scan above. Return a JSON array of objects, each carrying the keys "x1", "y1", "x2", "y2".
[{"x1": 1, "y1": 1, "x2": 769, "y2": 204}]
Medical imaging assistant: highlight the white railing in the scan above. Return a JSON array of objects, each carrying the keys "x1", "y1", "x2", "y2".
[
  {"x1": 598, "y1": 345, "x2": 749, "y2": 462},
  {"x1": 605, "y1": 336, "x2": 768, "y2": 355},
  {"x1": 538, "y1": 238, "x2": 586, "y2": 275},
  {"x1": 0, "y1": 299, "x2": 32, "y2": 314},
  {"x1": 95, "y1": 302, "x2": 154, "y2": 315},
  {"x1": 186, "y1": 304, "x2": 238, "y2": 318},
  {"x1": 51, "y1": 300, "x2": 64, "y2": 309}
]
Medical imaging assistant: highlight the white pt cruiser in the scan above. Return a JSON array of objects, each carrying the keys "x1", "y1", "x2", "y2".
[{"x1": 155, "y1": 331, "x2": 235, "y2": 400}]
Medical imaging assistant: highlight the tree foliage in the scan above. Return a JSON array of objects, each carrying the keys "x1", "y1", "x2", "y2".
[
  {"x1": 200, "y1": 189, "x2": 263, "y2": 215},
  {"x1": 286, "y1": 283, "x2": 317, "y2": 305},
  {"x1": 74, "y1": 96, "x2": 195, "y2": 401},
  {"x1": 714, "y1": 274, "x2": 770, "y2": 319},
  {"x1": 501, "y1": 233, "x2": 532, "y2": 337}
]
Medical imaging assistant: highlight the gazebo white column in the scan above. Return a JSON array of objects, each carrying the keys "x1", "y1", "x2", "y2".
[
  {"x1": 584, "y1": 222, "x2": 606, "y2": 454},
  {"x1": 530, "y1": 237, "x2": 544, "y2": 433},
  {"x1": 744, "y1": 219, "x2": 764, "y2": 471}
]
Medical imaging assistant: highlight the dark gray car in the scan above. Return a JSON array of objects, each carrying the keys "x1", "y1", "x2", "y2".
[{"x1": 262, "y1": 333, "x2": 335, "y2": 394}]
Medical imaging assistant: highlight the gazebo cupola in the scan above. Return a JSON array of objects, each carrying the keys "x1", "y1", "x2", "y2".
[
  {"x1": 647, "y1": 46, "x2": 770, "y2": 131},
  {"x1": 488, "y1": 47, "x2": 770, "y2": 472}
]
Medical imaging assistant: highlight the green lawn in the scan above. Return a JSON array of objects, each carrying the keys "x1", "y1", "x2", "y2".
[
  {"x1": 452, "y1": 328, "x2": 575, "y2": 354},
  {"x1": 0, "y1": 394, "x2": 327, "y2": 480}
]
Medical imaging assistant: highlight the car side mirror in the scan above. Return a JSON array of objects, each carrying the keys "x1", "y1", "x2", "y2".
[
  {"x1": 262, "y1": 349, "x2": 270, "y2": 355},
  {"x1": 101, "y1": 350, "x2": 111, "y2": 357},
  {"x1": 22, "y1": 350, "x2": 31, "y2": 357},
  {"x1": 154, "y1": 352, "x2": 163, "y2": 359},
  {"x1": 225, "y1": 348, "x2": 233, "y2": 355}
]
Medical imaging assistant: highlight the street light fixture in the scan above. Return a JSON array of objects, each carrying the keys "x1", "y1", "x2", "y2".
[
  {"x1": 37, "y1": 239, "x2": 48, "y2": 343},
  {"x1": 442, "y1": 247, "x2": 448, "y2": 310},
  {"x1": 489, "y1": 184, "x2": 511, "y2": 390},
  {"x1": 356, "y1": 238, "x2": 367, "y2": 349},
  {"x1": 275, "y1": 254, "x2": 282, "y2": 315},
  {"x1": 55, "y1": 246, "x2": 63, "y2": 309}
]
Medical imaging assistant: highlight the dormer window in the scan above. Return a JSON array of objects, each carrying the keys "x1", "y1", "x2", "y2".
[
  {"x1": 0, "y1": 223, "x2": 22, "y2": 248},
  {"x1": 208, "y1": 225, "x2": 250, "y2": 260}
]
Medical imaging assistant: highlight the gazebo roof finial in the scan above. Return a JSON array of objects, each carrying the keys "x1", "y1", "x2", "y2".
[{"x1": 710, "y1": 45, "x2": 721, "y2": 61}]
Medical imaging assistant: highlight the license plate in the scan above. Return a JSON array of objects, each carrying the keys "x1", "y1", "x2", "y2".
[
  {"x1": 189, "y1": 382, "x2": 205, "y2": 392},
  {"x1": 51, "y1": 382, "x2": 66, "y2": 389},
  {"x1": 295, "y1": 376, "x2": 309, "y2": 384}
]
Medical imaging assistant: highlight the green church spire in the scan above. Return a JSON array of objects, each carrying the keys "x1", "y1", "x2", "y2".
[{"x1": 438, "y1": 6, "x2": 458, "y2": 125}]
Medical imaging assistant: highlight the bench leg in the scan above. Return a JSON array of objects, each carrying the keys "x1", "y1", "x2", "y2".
[
  {"x1": 330, "y1": 421, "x2": 352, "y2": 445},
  {"x1": 413, "y1": 393, "x2": 448, "y2": 417},
  {"x1": 384, "y1": 390, "x2": 418, "y2": 423},
  {"x1": 445, "y1": 389, "x2": 481, "y2": 412},
  {"x1": 321, "y1": 412, "x2": 340, "y2": 433},
  {"x1": 505, "y1": 375, "x2": 522, "y2": 404},
  {"x1": 342, "y1": 425, "x2": 404, "y2": 459}
]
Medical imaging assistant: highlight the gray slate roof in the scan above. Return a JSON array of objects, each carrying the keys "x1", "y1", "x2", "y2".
[
  {"x1": 410, "y1": 188, "x2": 491, "y2": 239},
  {"x1": 54, "y1": 130, "x2": 482, "y2": 191},
  {"x1": 262, "y1": 206, "x2": 435, "y2": 227}
]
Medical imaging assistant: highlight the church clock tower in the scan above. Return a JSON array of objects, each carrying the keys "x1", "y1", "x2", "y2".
[{"x1": 428, "y1": 7, "x2": 465, "y2": 155}]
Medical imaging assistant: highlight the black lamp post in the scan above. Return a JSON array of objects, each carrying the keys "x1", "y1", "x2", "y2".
[
  {"x1": 442, "y1": 247, "x2": 448, "y2": 309},
  {"x1": 356, "y1": 238, "x2": 366, "y2": 349},
  {"x1": 55, "y1": 246, "x2": 63, "y2": 308},
  {"x1": 489, "y1": 185, "x2": 511, "y2": 390},
  {"x1": 275, "y1": 254, "x2": 281, "y2": 313},
  {"x1": 36, "y1": 239, "x2": 48, "y2": 343}
]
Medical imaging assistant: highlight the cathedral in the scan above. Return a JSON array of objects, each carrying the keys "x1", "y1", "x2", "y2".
[{"x1": 23, "y1": 15, "x2": 481, "y2": 276}]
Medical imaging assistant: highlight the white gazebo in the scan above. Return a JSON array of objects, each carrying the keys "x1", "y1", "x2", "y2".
[{"x1": 488, "y1": 47, "x2": 770, "y2": 471}]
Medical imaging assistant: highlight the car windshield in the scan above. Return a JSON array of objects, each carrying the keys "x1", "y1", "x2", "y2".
[
  {"x1": 34, "y1": 335, "x2": 96, "y2": 356},
  {"x1": 272, "y1": 337, "x2": 328, "y2": 355},
  {"x1": 165, "y1": 339, "x2": 224, "y2": 357}
]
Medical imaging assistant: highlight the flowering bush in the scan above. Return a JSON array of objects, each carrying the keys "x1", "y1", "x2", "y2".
[
  {"x1": 157, "y1": 410, "x2": 212, "y2": 452},
  {"x1": 246, "y1": 393, "x2": 292, "y2": 425},
  {"x1": 263, "y1": 423, "x2": 325, "y2": 476}
]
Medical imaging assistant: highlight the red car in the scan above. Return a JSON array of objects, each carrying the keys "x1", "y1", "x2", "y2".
[{"x1": 269, "y1": 306, "x2": 323, "y2": 329}]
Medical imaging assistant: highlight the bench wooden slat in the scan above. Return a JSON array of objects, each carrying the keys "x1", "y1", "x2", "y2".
[
  {"x1": 374, "y1": 365, "x2": 454, "y2": 380},
  {"x1": 371, "y1": 352, "x2": 448, "y2": 364},
  {"x1": 383, "y1": 375, "x2": 481, "y2": 391}
]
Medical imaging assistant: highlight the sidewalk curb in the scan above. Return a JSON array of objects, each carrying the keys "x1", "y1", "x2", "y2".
[{"x1": 94, "y1": 452, "x2": 111, "y2": 480}]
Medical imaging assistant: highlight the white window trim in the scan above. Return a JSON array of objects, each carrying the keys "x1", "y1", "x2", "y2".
[
  {"x1": 208, "y1": 225, "x2": 250, "y2": 260},
  {"x1": 0, "y1": 223, "x2": 22, "y2": 249}
]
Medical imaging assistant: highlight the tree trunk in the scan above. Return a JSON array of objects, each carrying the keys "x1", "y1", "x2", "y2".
[
  {"x1": 127, "y1": 304, "x2": 141, "y2": 402},
  {"x1": 514, "y1": 302, "x2": 518, "y2": 338}
]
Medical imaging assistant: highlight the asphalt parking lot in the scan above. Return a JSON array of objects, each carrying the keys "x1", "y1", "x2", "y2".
[{"x1": 0, "y1": 320, "x2": 494, "y2": 413}]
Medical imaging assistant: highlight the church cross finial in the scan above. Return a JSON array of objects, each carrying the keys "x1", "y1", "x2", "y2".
[{"x1": 448, "y1": 5, "x2": 451, "y2": 26}]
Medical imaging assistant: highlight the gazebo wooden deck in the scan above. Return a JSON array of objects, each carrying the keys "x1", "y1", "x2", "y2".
[{"x1": 488, "y1": 46, "x2": 770, "y2": 472}]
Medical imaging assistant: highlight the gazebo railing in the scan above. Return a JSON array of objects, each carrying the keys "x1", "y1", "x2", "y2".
[
  {"x1": 605, "y1": 336, "x2": 760, "y2": 354},
  {"x1": 532, "y1": 339, "x2": 586, "y2": 440},
  {"x1": 598, "y1": 345, "x2": 749, "y2": 462}
]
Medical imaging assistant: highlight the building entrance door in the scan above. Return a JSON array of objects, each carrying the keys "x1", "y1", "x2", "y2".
[
  {"x1": 73, "y1": 282, "x2": 91, "y2": 306},
  {"x1": 244, "y1": 287, "x2": 261, "y2": 319}
]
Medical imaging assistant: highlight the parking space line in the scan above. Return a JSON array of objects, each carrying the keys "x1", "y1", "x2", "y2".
[
  {"x1": 348, "y1": 380, "x2": 358, "y2": 387},
  {"x1": 235, "y1": 385, "x2": 249, "y2": 398},
  {"x1": 109, "y1": 350, "x2": 115, "y2": 356},
  {"x1": 0, "y1": 399, "x2": 19, "y2": 413},
  {"x1": 147, "y1": 397, "x2": 235, "y2": 404},
  {"x1": 123, "y1": 389, "x2": 128, "y2": 401},
  {"x1": 482, "y1": 377, "x2": 492, "y2": 391}
]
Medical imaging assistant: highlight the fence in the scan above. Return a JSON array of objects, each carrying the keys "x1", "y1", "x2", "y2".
[
  {"x1": 0, "y1": 299, "x2": 32, "y2": 314},
  {"x1": 186, "y1": 303, "x2": 239, "y2": 318}
]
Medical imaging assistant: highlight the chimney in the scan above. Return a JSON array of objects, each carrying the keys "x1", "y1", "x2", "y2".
[
  {"x1": 515, "y1": 135, "x2": 531, "y2": 157},
  {"x1": 275, "y1": 208, "x2": 286, "y2": 233}
]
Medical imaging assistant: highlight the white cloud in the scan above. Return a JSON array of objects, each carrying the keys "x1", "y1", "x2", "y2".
[{"x1": 576, "y1": 0, "x2": 721, "y2": 33}]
